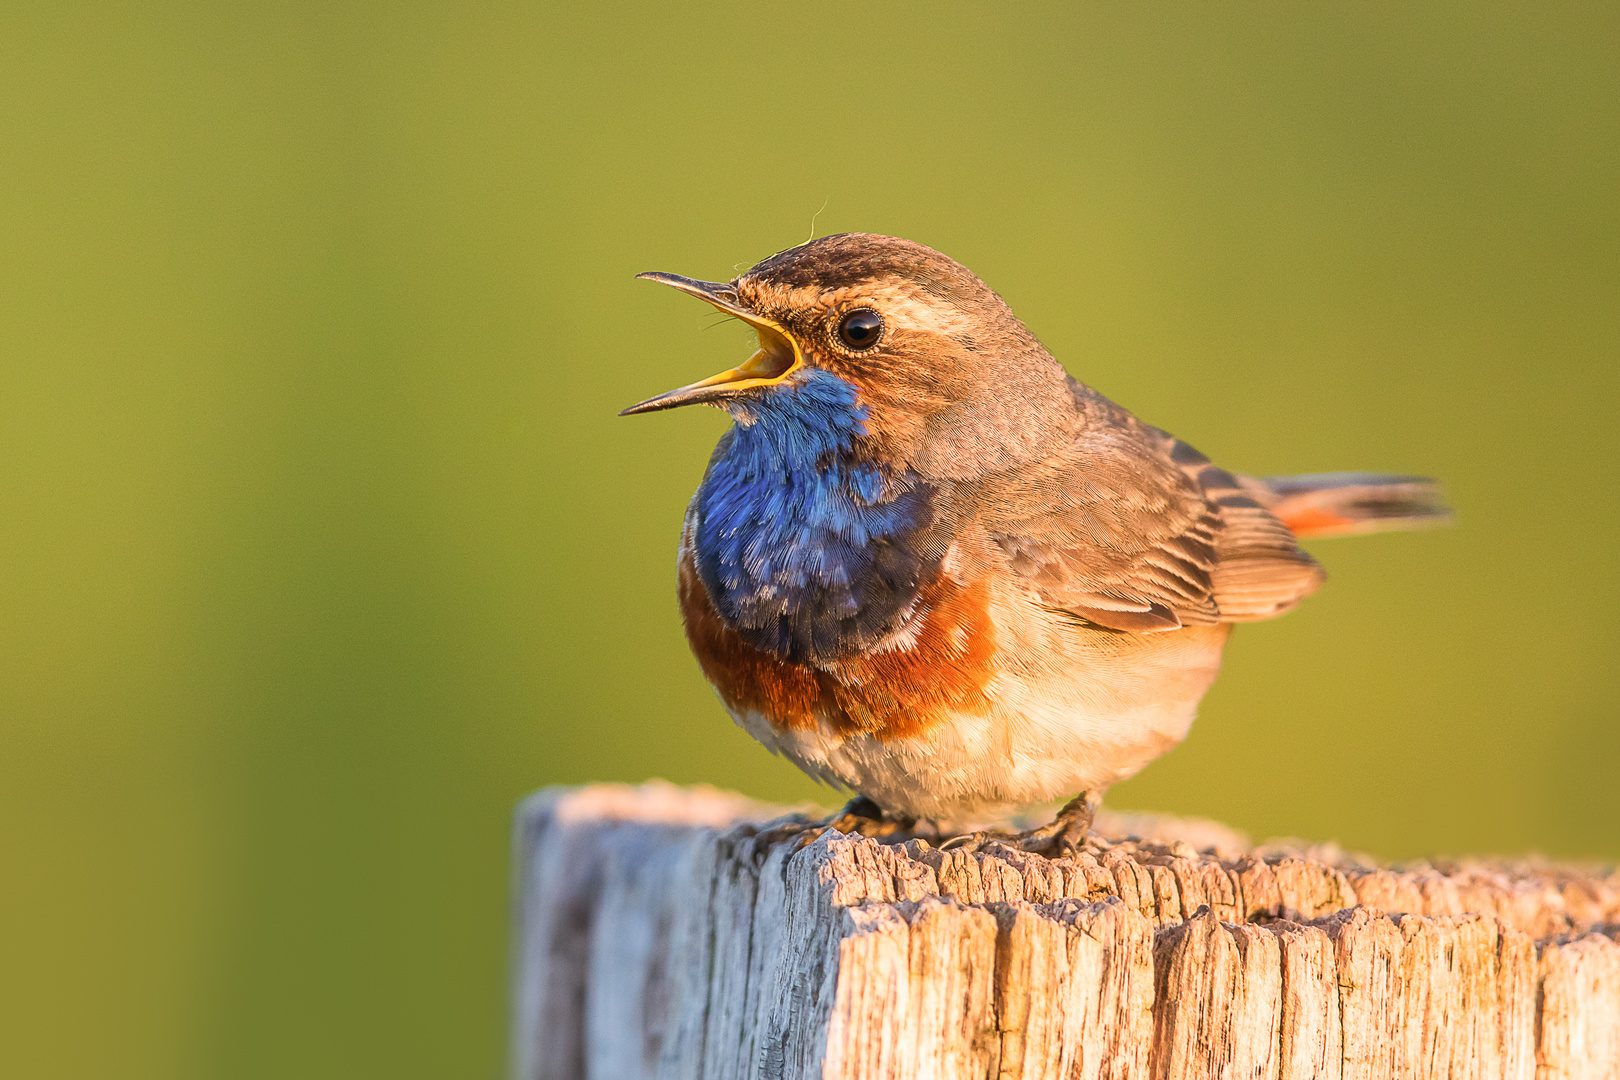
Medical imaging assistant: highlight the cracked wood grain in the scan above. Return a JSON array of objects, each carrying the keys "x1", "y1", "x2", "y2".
[{"x1": 513, "y1": 783, "x2": 1620, "y2": 1080}]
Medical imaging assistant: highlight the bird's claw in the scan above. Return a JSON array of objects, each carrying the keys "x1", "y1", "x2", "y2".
[
  {"x1": 826, "y1": 800, "x2": 908, "y2": 840},
  {"x1": 939, "y1": 792, "x2": 1096, "y2": 860},
  {"x1": 757, "y1": 795, "x2": 916, "y2": 851}
]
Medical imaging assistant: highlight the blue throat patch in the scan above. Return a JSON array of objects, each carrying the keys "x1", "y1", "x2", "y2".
[{"x1": 693, "y1": 369, "x2": 937, "y2": 662}]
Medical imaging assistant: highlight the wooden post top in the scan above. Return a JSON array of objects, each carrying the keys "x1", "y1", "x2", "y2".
[{"x1": 513, "y1": 782, "x2": 1620, "y2": 1080}]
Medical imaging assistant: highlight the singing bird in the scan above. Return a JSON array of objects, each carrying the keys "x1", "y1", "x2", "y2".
[{"x1": 623, "y1": 234, "x2": 1446, "y2": 851}]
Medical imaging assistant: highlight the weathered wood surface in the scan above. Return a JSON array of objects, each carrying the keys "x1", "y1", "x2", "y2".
[{"x1": 512, "y1": 782, "x2": 1620, "y2": 1080}]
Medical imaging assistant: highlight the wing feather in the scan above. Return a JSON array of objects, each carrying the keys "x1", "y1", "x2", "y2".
[{"x1": 982, "y1": 380, "x2": 1322, "y2": 630}]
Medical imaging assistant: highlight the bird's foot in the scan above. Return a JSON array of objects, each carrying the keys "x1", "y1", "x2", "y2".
[
  {"x1": 757, "y1": 795, "x2": 916, "y2": 851},
  {"x1": 827, "y1": 795, "x2": 915, "y2": 839},
  {"x1": 1012, "y1": 792, "x2": 1097, "y2": 857},
  {"x1": 940, "y1": 792, "x2": 1097, "y2": 859}
]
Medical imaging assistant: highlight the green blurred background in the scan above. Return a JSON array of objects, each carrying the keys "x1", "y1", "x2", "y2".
[{"x1": 1, "y1": 2, "x2": 1615, "y2": 1077}]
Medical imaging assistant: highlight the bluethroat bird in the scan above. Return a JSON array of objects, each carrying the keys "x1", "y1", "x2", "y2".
[{"x1": 623, "y1": 234, "x2": 1447, "y2": 853}]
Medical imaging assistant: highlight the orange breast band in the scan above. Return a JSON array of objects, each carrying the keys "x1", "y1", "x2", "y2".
[{"x1": 678, "y1": 552, "x2": 997, "y2": 742}]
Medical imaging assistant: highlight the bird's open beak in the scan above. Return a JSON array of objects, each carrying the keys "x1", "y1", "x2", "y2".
[{"x1": 619, "y1": 273, "x2": 804, "y2": 415}]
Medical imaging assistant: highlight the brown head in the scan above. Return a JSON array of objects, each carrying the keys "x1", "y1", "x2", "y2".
[{"x1": 622, "y1": 234, "x2": 1079, "y2": 476}]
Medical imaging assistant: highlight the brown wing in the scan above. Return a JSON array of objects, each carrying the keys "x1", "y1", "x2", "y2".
[{"x1": 983, "y1": 381, "x2": 1323, "y2": 632}]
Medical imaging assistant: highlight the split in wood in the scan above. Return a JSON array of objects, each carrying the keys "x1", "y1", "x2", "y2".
[{"x1": 513, "y1": 782, "x2": 1620, "y2": 1080}]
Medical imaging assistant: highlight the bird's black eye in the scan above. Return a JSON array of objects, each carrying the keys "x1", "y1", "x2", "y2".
[{"x1": 837, "y1": 308, "x2": 884, "y2": 351}]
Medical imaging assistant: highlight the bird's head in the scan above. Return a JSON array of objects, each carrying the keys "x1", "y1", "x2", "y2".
[{"x1": 622, "y1": 234, "x2": 1075, "y2": 473}]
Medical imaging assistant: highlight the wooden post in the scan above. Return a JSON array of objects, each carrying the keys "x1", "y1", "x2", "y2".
[{"x1": 512, "y1": 782, "x2": 1620, "y2": 1080}]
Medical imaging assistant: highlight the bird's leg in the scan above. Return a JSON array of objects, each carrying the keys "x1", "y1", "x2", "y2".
[
  {"x1": 941, "y1": 792, "x2": 1097, "y2": 858},
  {"x1": 1012, "y1": 792, "x2": 1096, "y2": 856},
  {"x1": 758, "y1": 795, "x2": 916, "y2": 850},
  {"x1": 826, "y1": 794, "x2": 915, "y2": 839}
]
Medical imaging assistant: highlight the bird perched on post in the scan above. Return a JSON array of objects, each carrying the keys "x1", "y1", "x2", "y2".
[{"x1": 622, "y1": 234, "x2": 1447, "y2": 853}]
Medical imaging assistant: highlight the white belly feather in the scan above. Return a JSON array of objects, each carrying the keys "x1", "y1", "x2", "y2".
[{"x1": 723, "y1": 606, "x2": 1230, "y2": 822}]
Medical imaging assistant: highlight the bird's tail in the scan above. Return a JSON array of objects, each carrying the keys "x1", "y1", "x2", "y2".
[{"x1": 1258, "y1": 472, "x2": 1452, "y2": 539}]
